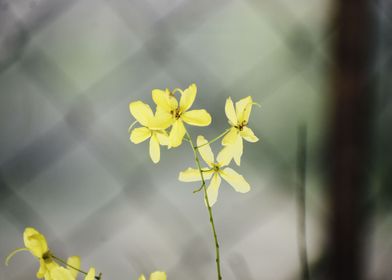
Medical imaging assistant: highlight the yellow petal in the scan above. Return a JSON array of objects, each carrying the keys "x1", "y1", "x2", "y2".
[
  {"x1": 36, "y1": 259, "x2": 47, "y2": 278},
  {"x1": 152, "y1": 89, "x2": 171, "y2": 111},
  {"x1": 240, "y1": 127, "x2": 259, "y2": 142},
  {"x1": 44, "y1": 272, "x2": 53, "y2": 280},
  {"x1": 232, "y1": 135, "x2": 243, "y2": 166},
  {"x1": 45, "y1": 273, "x2": 54, "y2": 280},
  {"x1": 150, "y1": 110, "x2": 174, "y2": 130},
  {"x1": 43, "y1": 262, "x2": 60, "y2": 280},
  {"x1": 44, "y1": 271, "x2": 52, "y2": 280},
  {"x1": 85, "y1": 268, "x2": 96, "y2": 280},
  {"x1": 67, "y1": 256, "x2": 81, "y2": 279},
  {"x1": 129, "y1": 101, "x2": 154, "y2": 127},
  {"x1": 220, "y1": 167, "x2": 250, "y2": 193},
  {"x1": 203, "y1": 170, "x2": 214, "y2": 180},
  {"x1": 241, "y1": 99, "x2": 253, "y2": 123},
  {"x1": 178, "y1": 168, "x2": 201, "y2": 182},
  {"x1": 23, "y1": 227, "x2": 48, "y2": 258},
  {"x1": 155, "y1": 130, "x2": 169, "y2": 146},
  {"x1": 138, "y1": 274, "x2": 146, "y2": 280},
  {"x1": 169, "y1": 120, "x2": 186, "y2": 148},
  {"x1": 130, "y1": 127, "x2": 151, "y2": 144},
  {"x1": 225, "y1": 97, "x2": 237, "y2": 125},
  {"x1": 152, "y1": 89, "x2": 178, "y2": 112},
  {"x1": 149, "y1": 133, "x2": 160, "y2": 163},
  {"x1": 216, "y1": 146, "x2": 233, "y2": 167},
  {"x1": 46, "y1": 261, "x2": 60, "y2": 271},
  {"x1": 179, "y1": 83, "x2": 197, "y2": 112},
  {"x1": 205, "y1": 173, "x2": 221, "y2": 207},
  {"x1": 235, "y1": 96, "x2": 252, "y2": 122},
  {"x1": 50, "y1": 267, "x2": 75, "y2": 280},
  {"x1": 181, "y1": 110, "x2": 211, "y2": 126},
  {"x1": 150, "y1": 271, "x2": 167, "y2": 280},
  {"x1": 222, "y1": 127, "x2": 238, "y2": 146},
  {"x1": 178, "y1": 168, "x2": 213, "y2": 182},
  {"x1": 197, "y1": 135, "x2": 214, "y2": 166}
]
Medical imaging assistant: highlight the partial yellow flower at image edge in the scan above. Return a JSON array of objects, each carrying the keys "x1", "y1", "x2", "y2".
[{"x1": 139, "y1": 271, "x2": 167, "y2": 280}]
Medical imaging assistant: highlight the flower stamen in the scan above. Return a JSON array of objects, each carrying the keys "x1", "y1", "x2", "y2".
[
  {"x1": 170, "y1": 108, "x2": 182, "y2": 120},
  {"x1": 234, "y1": 120, "x2": 247, "y2": 131},
  {"x1": 42, "y1": 251, "x2": 52, "y2": 263}
]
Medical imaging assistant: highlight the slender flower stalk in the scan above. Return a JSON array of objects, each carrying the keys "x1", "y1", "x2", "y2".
[
  {"x1": 185, "y1": 130, "x2": 222, "y2": 280},
  {"x1": 296, "y1": 125, "x2": 310, "y2": 280},
  {"x1": 195, "y1": 129, "x2": 230, "y2": 149}
]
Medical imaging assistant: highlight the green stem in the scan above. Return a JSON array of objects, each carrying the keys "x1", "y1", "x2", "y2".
[
  {"x1": 195, "y1": 129, "x2": 230, "y2": 149},
  {"x1": 185, "y1": 130, "x2": 222, "y2": 280},
  {"x1": 296, "y1": 125, "x2": 310, "y2": 280},
  {"x1": 193, "y1": 169, "x2": 214, "y2": 193},
  {"x1": 193, "y1": 184, "x2": 204, "y2": 193}
]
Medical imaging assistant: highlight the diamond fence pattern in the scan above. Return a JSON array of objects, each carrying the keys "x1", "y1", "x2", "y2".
[{"x1": 0, "y1": 0, "x2": 390, "y2": 279}]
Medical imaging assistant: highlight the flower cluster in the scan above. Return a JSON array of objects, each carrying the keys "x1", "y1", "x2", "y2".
[
  {"x1": 129, "y1": 83, "x2": 259, "y2": 206},
  {"x1": 6, "y1": 228, "x2": 167, "y2": 280},
  {"x1": 129, "y1": 84, "x2": 212, "y2": 163},
  {"x1": 6, "y1": 227, "x2": 96, "y2": 280},
  {"x1": 5, "y1": 84, "x2": 259, "y2": 280}
]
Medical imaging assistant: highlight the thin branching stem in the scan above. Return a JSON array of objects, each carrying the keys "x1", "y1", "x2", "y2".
[
  {"x1": 185, "y1": 130, "x2": 222, "y2": 280},
  {"x1": 195, "y1": 129, "x2": 230, "y2": 149},
  {"x1": 193, "y1": 168, "x2": 214, "y2": 193},
  {"x1": 193, "y1": 184, "x2": 204, "y2": 193}
]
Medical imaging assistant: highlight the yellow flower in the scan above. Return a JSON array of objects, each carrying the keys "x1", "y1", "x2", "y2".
[
  {"x1": 152, "y1": 84, "x2": 212, "y2": 148},
  {"x1": 23, "y1": 227, "x2": 49, "y2": 258},
  {"x1": 6, "y1": 227, "x2": 84, "y2": 280},
  {"x1": 23, "y1": 227, "x2": 53, "y2": 278},
  {"x1": 129, "y1": 101, "x2": 169, "y2": 163},
  {"x1": 179, "y1": 136, "x2": 250, "y2": 206},
  {"x1": 138, "y1": 271, "x2": 167, "y2": 280},
  {"x1": 222, "y1": 96, "x2": 259, "y2": 165},
  {"x1": 6, "y1": 227, "x2": 54, "y2": 278}
]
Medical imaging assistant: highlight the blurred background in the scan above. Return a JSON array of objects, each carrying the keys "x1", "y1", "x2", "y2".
[{"x1": 0, "y1": 0, "x2": 390, "y2": 279}]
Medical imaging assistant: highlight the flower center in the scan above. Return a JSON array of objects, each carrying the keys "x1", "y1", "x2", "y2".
[
  {"x1": 212, "y1": 163, "x2": 220, "y2": 172},
  {"x1": 170, "y1": 108, "x2": 182, "y2": 120},
  {"x1": 235, "y1": 120, "x2": 247, "y2": 131},
  {"x1": 42, "y1": 251, "x2": 52, "y2": 263}
]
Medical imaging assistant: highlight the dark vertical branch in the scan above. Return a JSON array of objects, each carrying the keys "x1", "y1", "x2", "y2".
[
  {"x1": 327, "y1": 0, "x2": 376, "y2": 279},
  {"x1": 297, "y1": 124, "x2": 310, "y2": 280}
]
